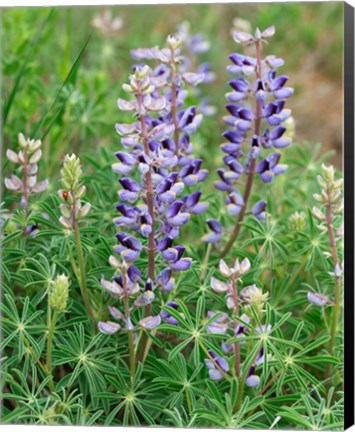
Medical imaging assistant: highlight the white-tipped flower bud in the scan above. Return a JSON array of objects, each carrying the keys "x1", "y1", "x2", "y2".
[
  {"x1": 29, "y1": 149, "x2": 42, "y2": 164},
  {"x1": 6, "y1": 149, "x2": 19, "y2": 163},
  {"x1": 167, "y1": 35, "x2": 182, "y2": 51},
  {"x1": 79, "y1": 202, "x2": 91, "y2": 219},
  {"x1": 289, "y1": 211, "x2": 307, "y2": 231},
  {"x1": 29, "y1": 139, "x2": 42, "y2": 153},
  {"x1": 312, "y1": 206, "x2": 325, "y2": 222},
  {"x1": 18, "y1": 133, "x2": 27, "y2": 148}
]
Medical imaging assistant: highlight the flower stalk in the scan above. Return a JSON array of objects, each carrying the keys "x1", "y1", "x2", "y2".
[
  {"x1": 46, "y1": 274, "x2": 69, "y2": 392},
  {"x1": 312, "y1": 164, "x2": 343, "y2": 385},
  {"x1": 59, "y1": 154, "x2": 94, "y2": 324}
]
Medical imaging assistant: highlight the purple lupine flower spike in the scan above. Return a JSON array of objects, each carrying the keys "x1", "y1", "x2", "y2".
[
  {"x1": 210, "y1": 25, "x2": 293, "y2": 247},
  {"x1": 101, "y1": 57, "x2": 209, "y2": 339}
]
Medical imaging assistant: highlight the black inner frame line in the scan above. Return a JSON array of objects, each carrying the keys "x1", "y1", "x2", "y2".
[{"x1": 344, "y1": 2, "x2": 354, "y2": 430}]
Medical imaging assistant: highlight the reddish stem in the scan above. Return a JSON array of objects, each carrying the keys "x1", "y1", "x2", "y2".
[
  {"x1": 136, "y1": 83, "x2": 156, "y2": 363},
  {"x1": 137, "y1": 87, "x2": 156, "y2": 313}
]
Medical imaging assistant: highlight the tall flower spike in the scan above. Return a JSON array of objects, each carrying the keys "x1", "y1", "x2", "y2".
[
  {"x1": 58, "y1": 154, "x2": 91, "y2": 230},
  {"x1": 209, "y1": 27, "x2": 293, "y2": 257},
  {"x1": 5, "y1": 133, "x2": 48, "y2": 226},
  {"x1": 101, "y1": 58, "x2": 208, "y2": 363},
  {"x1": 59, "y1": 154, "x2": 95, "y2": 324}
]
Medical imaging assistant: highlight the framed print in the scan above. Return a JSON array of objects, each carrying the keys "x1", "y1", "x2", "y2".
[{"x1": 1, "y1": 1, "x2": 354, "y2": 429}]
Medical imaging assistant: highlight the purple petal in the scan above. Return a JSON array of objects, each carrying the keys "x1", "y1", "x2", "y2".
[
  {"x1": 307, "y1": 292, "x2": 330, "y2": 307},
  {"x1": 270, "y1": 126, "x2": 286, "y2": 140},
  {"x1": 108, "y1": 306, "x2": 124, "y2": 320},
  {"x1": 169, "y1": 213, "x2": 190, "y2": 227},
  {"x1": 162, "y1": 247, "x2": 179, "y2": 262},
  {"x1": 246, "y1": 375, "x2": 260, "y2": 387},
  {"x1": 208, "y1": 369, "x2": 223, "y2": 380},
  {"x1": 260, "y1": 171, "x2": 274, "y2": 183},
  {"x1": 138, "y1": 315, "x2": 161, "y2": 330},
  {"x1": 170, "y1": 258, "x2": 192, "y2": 271},
  {"x1": 252, "y1": 200, "x2": 267, "y2": 216},
  {"x1": 119, "y1": 177, "x2": 140, "y2": 192},
  {"x1": 274, "y1": 88, "x2": 294, "y2": 99},
  {"x1": 270, "y1": 75, "x2": 288, "y2": 91},
  {"x1": 166, "y1": 201, "x2": 184, "y2": 218},
  {"x1": 207, "y1": 220, "x2": 222, "y2": 233},
  {"x1": 273, "y1": 138, "x2": 292, "y2": 149},
  {"x1": 98, "y1": 321, "x2": 121, "y2": 335}
]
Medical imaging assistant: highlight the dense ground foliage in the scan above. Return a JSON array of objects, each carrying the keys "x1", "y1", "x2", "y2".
[{"x1": 1, "y1": 4, "x2": 344, "y2": 429}]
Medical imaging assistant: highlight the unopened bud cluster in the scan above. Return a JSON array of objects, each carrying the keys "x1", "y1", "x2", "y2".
[
  {"x1": 5, "y1": 133, "x2": 48, "y2": 206},
  {"x1": 49, "y1": 274, "x2": 69, "y2": 313},
  {"x1": 240, "y1": 283, "x2": 269, "y2": 315},
  {"x1": 312, "y1": 164, "x2": 343, "y2": 225},
  {"x1": 288, "y1": 211, "x2": 306, "y2": 232},
  {"x1": 58, "y1": 154, "x2": 91, "y2": 230}
]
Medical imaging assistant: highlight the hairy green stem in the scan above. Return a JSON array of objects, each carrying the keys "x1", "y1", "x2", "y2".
[
  {"x1": 73, "y1": 224, "x2": 95, "y2": 324},
  {"x1": 22, "y1": 333, "x2": 54, "y2": 392},
  {"x1": 46, "y1": 309, "x2": 58, "y2": 381},
  {"x1": 200, "y1": 242, "x2": 212, "y2": 283},
  {"x1": 185, "y1": 385, "x2": 192, "y2": 414},
  {"x1": 235, "y1": 341, "x2": 263, "y2": 412}
]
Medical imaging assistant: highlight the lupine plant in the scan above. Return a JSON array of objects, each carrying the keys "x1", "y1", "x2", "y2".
[{"x1": 1, "y1": 10, "x2": 345, "y2": 430}]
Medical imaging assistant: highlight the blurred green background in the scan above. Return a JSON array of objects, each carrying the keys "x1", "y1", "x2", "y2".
[{"x1": 2, "y1": 1, "x2": 343, "y2": 180}]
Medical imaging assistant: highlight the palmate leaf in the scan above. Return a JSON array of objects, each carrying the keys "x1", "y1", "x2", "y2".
[
  {"x1": 53, "y1": 324, "x2": 116, "y2": 400},
  {"x1": 162, "y1": 407, "x2": 192, "y2": 428},
  {"x1": 168, "y1": 337, "x2": 193, "y2": 362},
  {"x1": 96, "y1": 363, "x2": 160, "y2": 426}
]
